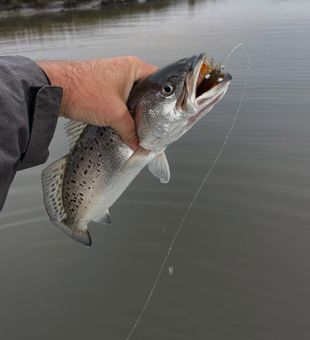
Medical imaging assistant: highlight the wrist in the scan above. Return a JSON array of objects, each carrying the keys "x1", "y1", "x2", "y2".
[{"x1": 37, "y1": 60, "x2": 80, "y2": 117}]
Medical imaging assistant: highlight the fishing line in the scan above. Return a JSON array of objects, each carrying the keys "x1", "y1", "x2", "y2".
[{"x1": 125, "y1": 43, "x2": 251, "y2": 340}]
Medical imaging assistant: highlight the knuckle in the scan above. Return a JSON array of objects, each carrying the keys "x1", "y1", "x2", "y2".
[
  {"x1": 113, "y1": 109, "x2": 128, "y2": 122},
  {"x1": 126, "y1": 55, "x2": 139, "y2": 63},
  {"x1": 126, "y1": 56, "x2": 144, "y2": 68}
]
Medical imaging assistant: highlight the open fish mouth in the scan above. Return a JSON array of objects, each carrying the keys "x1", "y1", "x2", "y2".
[{"x1": 182, "y1": 53, "x2": 232, "y2": 115}]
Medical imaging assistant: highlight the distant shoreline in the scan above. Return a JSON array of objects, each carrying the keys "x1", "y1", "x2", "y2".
[{"x1": 0, "y1": 0, "x2": 146, "y2": 16}]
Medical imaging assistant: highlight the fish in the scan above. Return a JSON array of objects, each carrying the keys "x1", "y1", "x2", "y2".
[{"x1": 41, "y1": 53, "x2": 232, "y2": 246}]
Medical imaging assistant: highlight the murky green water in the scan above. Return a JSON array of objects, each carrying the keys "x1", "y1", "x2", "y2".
[{"x1": 0, "y1": 0, "x2": 310, "y2": 339}]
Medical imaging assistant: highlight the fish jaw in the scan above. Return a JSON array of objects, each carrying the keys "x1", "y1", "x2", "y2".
[{"x1": 184, "y1": 53, "x2": 232, "y2": 127}]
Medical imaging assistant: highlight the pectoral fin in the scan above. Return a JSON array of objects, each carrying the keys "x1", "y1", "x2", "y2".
[{"x1": 148, "y1": 152, "x2": 170, "y2": 183}]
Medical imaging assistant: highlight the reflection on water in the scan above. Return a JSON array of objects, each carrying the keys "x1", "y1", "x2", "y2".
[
  {"x1": 0, "y1": 0, "x2": 189, "y2": 34},
  {"x1": 0, "y1": 0, "x2": 310, "y2": 339}
]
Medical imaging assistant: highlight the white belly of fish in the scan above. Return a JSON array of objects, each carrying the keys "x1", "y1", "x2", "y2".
[{"x1": 83, "y1": 147, "x2": 156, "y2": 225}]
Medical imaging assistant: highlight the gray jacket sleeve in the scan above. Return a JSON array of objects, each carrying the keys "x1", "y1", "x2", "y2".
[{"x1": 0, "y1": 56, "x2": 63, "y2": 211}]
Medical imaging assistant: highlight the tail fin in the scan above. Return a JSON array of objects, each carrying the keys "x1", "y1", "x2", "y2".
[{"x1": 41, "y1": 157, "x2": 92, "y2": 247}]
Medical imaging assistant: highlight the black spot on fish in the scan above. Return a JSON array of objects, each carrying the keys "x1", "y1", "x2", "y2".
[
  {"x1": 88, "y1": 187, "x2": 91, "y2": 190},
  {"x1": 88, "y1": 165, "x2": 91, "y2": 169},
  {"x1": 79, "y1": 183, "x2": 83, "y2": 187},
  {"x1": 110, "y1": 139, "x2": 113, "y2": 143},
  {"x1": 100, "y1": 132, "x2": 104, "y2": 136},
  {"x1": 89, "y1": 159, "x2": 92, "y2": 163},
  {"x1": 82, "y1": 180, "x2": 87, "y2": 184},
  {"x1": 81, "y1": 157, "x2": 84, "y2": 161},
  {"x1": 99, "y1": 153, "x2": 103, "y2": 157},
  {"x1": 84, "y1": 170, "x2": 88, "y2": 175},
  {"x1": 106, "y1": 143, "x2": 109, "y2": 146},
  {"x1": 95, "y1": 138, "x2": 99, "y2": 145},
  {"x1": 71, "y1": 180, "x2": 76, "y2": 184},
  {"x1": 90, "y1": 147, "x2": 93, "y2": 151},
  {"x1": 97, "y1": 169, "x2": 100, "y2": 172},
  {"x1": 73, "y1": 170, "x2": 77, "y2": 174}
]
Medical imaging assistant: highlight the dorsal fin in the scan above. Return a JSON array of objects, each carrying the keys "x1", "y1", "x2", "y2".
[{"x1": 64, "y1": 119, "x2": 87, "y2": 150}]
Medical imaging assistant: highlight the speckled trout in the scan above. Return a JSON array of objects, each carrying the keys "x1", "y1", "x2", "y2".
[{"x1": 42, "y1": 54, "x2": 232, "y2": 246}]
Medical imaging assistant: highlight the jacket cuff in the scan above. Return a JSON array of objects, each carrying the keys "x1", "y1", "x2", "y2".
[{"x1": 17, "y1": 84, "x2": 63, "y2": 170}]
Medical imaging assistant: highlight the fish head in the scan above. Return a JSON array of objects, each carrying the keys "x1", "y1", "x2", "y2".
[{"x1": 128, "y1": 53, "x2": 232, "y2": 152}]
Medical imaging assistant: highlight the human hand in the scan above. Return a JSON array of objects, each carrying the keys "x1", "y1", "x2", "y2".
[{"x1": 37, "y1": 56, "x2": 157, "y2": 149}]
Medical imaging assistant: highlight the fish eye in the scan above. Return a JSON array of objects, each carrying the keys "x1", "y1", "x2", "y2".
[{"x1": 162, "y1": 83, "x2": 175, "y2": 96}]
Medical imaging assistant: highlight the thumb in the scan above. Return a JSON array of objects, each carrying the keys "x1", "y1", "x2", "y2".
[{"x1": 109, "y1": 101, "x2": 139, "y2": 150}]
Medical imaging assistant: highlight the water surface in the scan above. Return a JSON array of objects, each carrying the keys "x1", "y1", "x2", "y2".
[{"x1": 0, "y1": 0, "x2": 310, "y2": 339}]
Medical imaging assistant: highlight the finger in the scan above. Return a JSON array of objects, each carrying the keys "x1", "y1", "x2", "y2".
[
  {"x1": 131, "y1": 58, "x2": 158, "y2": 81},
  {"x1": 110, "y1": 102, "x2": 139, "y2": 150}
]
